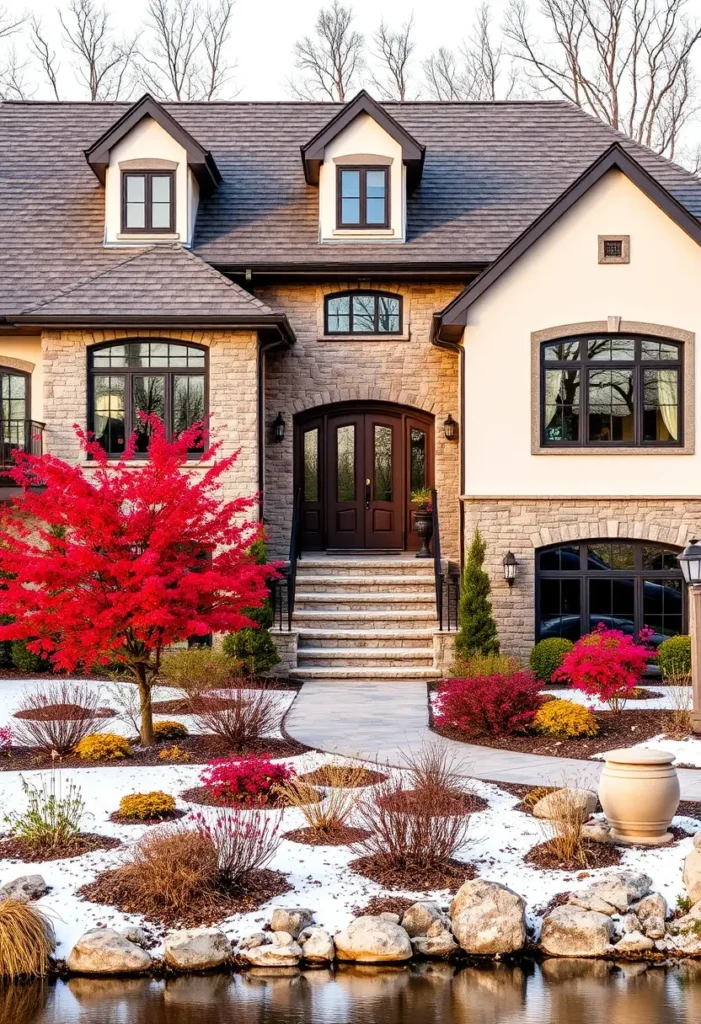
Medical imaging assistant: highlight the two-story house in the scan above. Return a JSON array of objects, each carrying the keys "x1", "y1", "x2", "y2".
[{"x1": 2, "y1": 90, "x2": 701, "y2": 681}]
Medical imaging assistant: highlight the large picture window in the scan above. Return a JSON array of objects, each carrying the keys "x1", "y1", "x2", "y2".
[
  {"x1": 541, "y1": 335, "x2": 682, "y2": 447},
  {"x1": 88, "y1": 341, "x2": 206, "y2": 456},
  {"x1": 536, "y1": 540, "x2": 684, "y2": 646},
  {"x1": 325, "y1": 291, "x2": 402, "y2": 335}
]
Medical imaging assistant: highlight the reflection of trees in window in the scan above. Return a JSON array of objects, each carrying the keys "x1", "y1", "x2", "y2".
[
  {"x1": 336, "y1": 425, "x2": 355, "y2": 501},
  {"x1": 410, "y1": 428, "x2": 426, "y2": 491},
  {"x1": 304, "y1": 428, "x2": 319, "y2": 502},
  {"x1": 374, "y1": 425, "x2": 393, "y2": 501}
]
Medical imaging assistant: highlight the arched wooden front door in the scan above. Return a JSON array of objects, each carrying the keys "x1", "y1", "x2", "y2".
[{"x1": 294, "y1": 402, "x2": 434, "y2": 552}]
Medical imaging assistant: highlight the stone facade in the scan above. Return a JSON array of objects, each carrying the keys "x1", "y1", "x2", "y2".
[
  {"x1": 257, "y1": 282, "x2": 463, "y2": 559},
  {"x1": 463, "y1": 496, "x2": 701, "y2": 660}
]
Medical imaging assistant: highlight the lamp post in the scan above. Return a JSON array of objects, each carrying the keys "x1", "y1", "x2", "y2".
[{"x1": 678, "y1": 538, "x2": 701, "y2": 733}]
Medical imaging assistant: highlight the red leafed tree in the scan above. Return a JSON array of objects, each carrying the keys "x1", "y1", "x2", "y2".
[{"x1": 0, "y1": 416, "x2": 274, "y2": 745}]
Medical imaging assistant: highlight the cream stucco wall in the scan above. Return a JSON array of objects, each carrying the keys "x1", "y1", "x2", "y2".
[
  {"x1": 319, "y1": 112, "x2": 405, "y2": 242},
  {"x1": 463, "y1": 169, "x2": 701, "y2": 496},
  {"x1": 104, "y1": 116, "x2": 196, "y2": 246},
  {"x1": 0, "y1": 336, "x2": 44, "y2": 421}
]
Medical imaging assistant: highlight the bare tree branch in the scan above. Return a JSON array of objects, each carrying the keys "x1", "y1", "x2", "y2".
[
  {"x1": 370, "y1": 15, "x2": 415, "y2": 100},
  {"x1": 60, "y1": 0, "x2": 138, "y2": 100},
  {"x1": 291, "y1": 0, "x2": 364, "y2": 101},
  {"x1": 200, "y1": 0, "x2": 236, "y2": 99},
  {"x1": 0, "y1": 5, "x2": 26, "y2": 40},
  {"x1": 423, "y1": 3, "x2": 517, "y2": 100},
  {"x1": 0, "y1": 45, "x2": 32, "y2": 100},
  {"x1": 30, "y1": 15, "x2": 61, "y2": 100}
]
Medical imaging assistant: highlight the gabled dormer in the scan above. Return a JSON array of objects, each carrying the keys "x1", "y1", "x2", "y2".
[
  {"x1": 84, "y1": 94, "x2": 221, "y2": 248},
  {"x1": 301, "y1": 90, "x2": 425, "y2": 244}
]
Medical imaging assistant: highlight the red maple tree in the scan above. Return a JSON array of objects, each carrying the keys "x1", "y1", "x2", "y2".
[{"x1": 0, "y1": 417, "x2": 273, "y2": 744}]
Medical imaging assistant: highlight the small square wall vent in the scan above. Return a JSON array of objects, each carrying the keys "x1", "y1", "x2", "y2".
[{"x1": 598, "y1": 235, "x2": 630, "y2": 264}]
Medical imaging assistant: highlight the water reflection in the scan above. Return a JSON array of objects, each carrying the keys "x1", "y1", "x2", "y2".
[{"x1": 2, "y1": 960, "x2": 701, "y2": 1023}]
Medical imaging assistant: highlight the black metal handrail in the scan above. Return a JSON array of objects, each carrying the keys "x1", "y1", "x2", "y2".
[
  {"x1": 0, "y1": 419, "x2": 45, "y2": 473},
  {"x1": 432, "y1": 488, "x2": 442, "y2": 626},
  {"x1": 287, "y1": 486, "x2": 303, "y2": 630}
]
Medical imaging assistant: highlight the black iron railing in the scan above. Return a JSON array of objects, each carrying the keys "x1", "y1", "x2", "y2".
[
  {"x1": 431, "y1": 488, "x2": 442, "y2": 625},
  {"x1": 272, "y1": 486, "x2": 302, "y2": 631},
  {"x1": 0, "y1": 420, "x2": 45, "y2": 478},
  {"x1": 432, "y1": 487, "x2": 460, "y2": 631}
]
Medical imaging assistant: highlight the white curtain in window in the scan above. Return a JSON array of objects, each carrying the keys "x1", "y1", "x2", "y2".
[
  {"x1": 657, "y1": 370, "x2": 679, "y2": 440},
  {"x1": 544, "y1": 370, "x2": 563, "y2": 429}
]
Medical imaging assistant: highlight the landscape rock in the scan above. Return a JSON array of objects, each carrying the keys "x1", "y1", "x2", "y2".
[
  {"x1": 0, "y1": 874, "x2": 48, "y2": 902},
  {"x1": 164, "y1": 928, "x2": 231, "y2": 971},
  {"x1": 532, "y1": 788, "x2": 597, "y2": 822},
  {"x1": 693, "y1": 831, "x2": 701, "y2": 850},
  {"x1": 655, "y1": 939, "x2": 668, "y2": 952},
  {"x1": 240, "y1": 932, "x2": 267, "y2": 950},
  {"x1": 450, "y1": 880, "x2": 526, "y2": 955},
  {"x1": 568, "y1": 892, "x2": 617, "y2": 916},
  {"x1": 633, "y1": 893, "x2": 667, "y2": 924},
  {"x1": 540, "y1": 905, "x2": 613, "y2": 958},
  {"x1": 683, "y1": 848, "x2": 701, "y2": 904},
  {"x1": 614, "y1": 930, "x2": 655, "y2": 953},
  {"x1": 241, "y1": 941, "x2": 303, "y2": 967},
  {"x1": 299, "y1": 927, "x2": 335, "y2": 963},
  {"x1": 334, "y1": 916, "x2": 412, "y2": 963},
  {"x1": 401, "y1": 902, "x2": 450, "y2": 938},
  {"x1": 567, "y1": 872, "x2": 652, "y2": 915},
  {"x1": 270, "y1": 908, "x2": 313, "y2": 938},
  {"x1": 622, "y1": 914, "x2": 642, "y2": 934},
  {"x1": 272, "y1": 931, "x2": 296, "y2": 946},
  {"x1": 67, "y1": 929, "x2": 152, "y2": 975},
  {"x1": 411, "y1": 930, "x2": 458, "y2": 958},
  {"x1": 427, "y1": 920, "x2": 448, "y2": 938},
  {"x1": 380, "y1": 912, "x2": 401, "y2": 924},
  {"x1": 643, "y1": 917, "x2": 666, "y2": 940},
  {"x1": 581, "y1": 822, "x2": 613, "y2": 844},
  {"x1": 119, "y1": 926, "x2": 148, "y2": 948}
]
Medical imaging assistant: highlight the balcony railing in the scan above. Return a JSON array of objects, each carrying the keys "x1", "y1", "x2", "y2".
[{"x1": 0, "y1": 420, "x2": 45, "y2": 479}]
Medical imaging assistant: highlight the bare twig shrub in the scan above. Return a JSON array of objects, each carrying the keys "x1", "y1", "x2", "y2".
[
  {"x1": 159, "y1": 648, "x2": 234, "y2": 695},
  {"x1": 276, "y1": 777, "x2": 360, "y2": 832},
  {"x1": 192, "y1": 808, "x2": 283, "y2": 884},
  {"x1": 400, "y1": 741, "x2": 466, "y2": 793},
  {"x1": 13, "y1": 683, "x2": 102, "y2": 755},
  {"x1": 665, "y1": 671, "x2": 693, "y2": 738},
  {"x1": 106, "y1": 681, "x2": 141, "y2": 737},
  {"x1": 189, "y1": 682, "x2": 280, "y2": 746},
  {"x1": 0, "y1": 900, "x2": 54, "y2": 978}
]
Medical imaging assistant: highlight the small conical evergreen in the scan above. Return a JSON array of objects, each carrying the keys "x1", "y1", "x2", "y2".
[{"x1": 455, "y1": 528, "x2": 500, "y2": 660}]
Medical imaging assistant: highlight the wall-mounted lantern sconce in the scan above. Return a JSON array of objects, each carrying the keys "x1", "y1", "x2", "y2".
[
  {"x1": 272, "y1": 412, "x2": 286, "y2": 443},
  {"x1": 443, "y1": 414, "x2": 458, "y2": 441},
  {"x1": 503, "y1": 550, "x2": 517, "y2": 587}
]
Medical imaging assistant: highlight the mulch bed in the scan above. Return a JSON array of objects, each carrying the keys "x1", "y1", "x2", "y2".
[
  {"x1": 152, "y1": 697, "x2": 248, "y2": 714},
  {"x1": 532, "y1": 891, "x2": 573, "y2": 918},
  {"x1": 297, "y1": 766, "x2": 387, "y2": 788},
  {"x1": 13, "y1": 704, "x2": 116, "y2": 721},
  {"x1": 180, "y1": 784, "x2": 322, "y2": 810},
  {"x1": 78, "y1": 867, "x2": 291, "y2": 928},
  {"x1": 627, "y1": 687, "x2": 663, "y2": 700},
  {"x1": 524, "y1": 838, "x2": 623, "y2": 871},
  {"x1": 283, "y1": 825, "x2": 371, "y2": 846},
  {"x1": 351, "y1": 895, "x2": 416, "y2": 918},
  {"x1": 0, "y1": 832, "x2": 121, "y2": 863},
  {"x1": 678, "y1": 800, "x2": 701, "y2": 821},
  {"x1": 108, "y1": 809, "x2": 187, "y2": 827},
  {"x1": 349, "y1": 855, "x2": 475, "y2": 893},
  {"x1": 378, "y1": 788, "x2": 488, "y2": 816}
]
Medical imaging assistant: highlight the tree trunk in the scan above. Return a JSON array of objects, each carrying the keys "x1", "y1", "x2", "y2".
[{"x1": 135, "y1": 665, "x2": 154, "y2": 746}]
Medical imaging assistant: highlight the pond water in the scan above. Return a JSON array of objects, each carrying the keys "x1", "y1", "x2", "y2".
[{"x1": 4, "y1": 961, "x2": 701, "y2": 1024}]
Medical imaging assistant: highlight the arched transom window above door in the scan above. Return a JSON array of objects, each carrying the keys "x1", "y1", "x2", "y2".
[{"x1": 324, "y1": 291, "x2": 402, "y2": 336}]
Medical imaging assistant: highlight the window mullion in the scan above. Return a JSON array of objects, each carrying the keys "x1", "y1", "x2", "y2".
[
  {"x1": 145, "y1": 174, "x2": 152, "y2": 232},
  {"x1": 360, "y1": 169, "x2": 366, "y2": 227}
]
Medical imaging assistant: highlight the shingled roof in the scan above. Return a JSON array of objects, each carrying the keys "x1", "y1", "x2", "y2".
[{"x1": 1, "y1": 98, "x2": 701, "y2": 317}]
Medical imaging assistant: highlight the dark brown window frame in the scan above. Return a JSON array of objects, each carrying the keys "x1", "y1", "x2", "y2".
[
  {"x1": 336, "y1": 165, "x2": 390, "y2": 229},
  {"x1": 324, "y1": 290, "x2": 403, "y2": 336},
  {"x1": 540, "y1": 333, "x2": 683, "y2": 448},
  {"x1": 87, "y1": 340, "x2": 208, "y2": 459},
  {"x1": 121, "y1": 170, "x2": 176, "y2": 234}
]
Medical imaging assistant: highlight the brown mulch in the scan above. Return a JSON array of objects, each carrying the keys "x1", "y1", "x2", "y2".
[
  {"x1": 108, "y1": 809, "x2": 187, "y2": 827},
  {"x1": 678, "y1": 800, "x2": 701, "y2": 821},
  {"x1": 349, "y1": 855, "x2": 475, "y2": 893},
  {"x1": 524, "y1": 838, "x2": 623, "y2": 871},
  {"x1": 180, "y1": 785, "x2": 322, "y2": 810},
  {"x1": 283, "y1": 825, "x2": 371, "y2": 846},
  {"x1": 532, "y1": 891, "x2": 573, "y2": 918},
  {"x1": 628, "y1": 687, "x2": 663, "y2": 700},
  {"x1": 78, "y1": 867, "x2": 291, "y2": 928},
  {"x1": 13, "y1": 703, "x2": 116, "y2": 721},
  {"x1": 351, "y1": 895, "x2": 416, "y2": 918},
  {"x1": 0, "y1": 734, "x2": 304, "y2": 772},
  {"x1": 378, "y1": 788, "x2": 488, "y2": 816},
  {"x1": 297, "y1": 766, "x2": 387, "y2": 788},
  {"x1": 152, "y1": 697, "x2": 248, "y2": 714},
  {"x1": 0, "y1": 832, "x2": 121, "y2": 863}
]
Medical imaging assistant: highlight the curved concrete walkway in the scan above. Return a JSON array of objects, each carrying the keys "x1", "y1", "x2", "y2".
[{"x1": 285, "y1": 681, "x2": 701, "y2": 800}]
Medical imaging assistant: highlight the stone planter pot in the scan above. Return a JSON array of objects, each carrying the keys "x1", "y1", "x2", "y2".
[
  {"x1": 414, "y1": 510, "x2": 433, "y2": 559},
  {"x1": 598, "y1": 746, "x2": 680, "y2": 846}
]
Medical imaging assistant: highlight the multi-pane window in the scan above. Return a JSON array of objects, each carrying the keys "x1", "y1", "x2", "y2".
[
  {"x1": 122, "y1": 171, "x2": 175, "y2": 233},
  {"x1": 325, "y1": 292, "x2": 402, "y2": 335},
  {"x1": 0, "y1": 370, "x2": 28, "y2": 457},
  {"x1": 89, "y1": 341, "x2": 206, "y2": 456},
  {"x1": 542, "y1": 335, "x2": 682, "y2": 446},
  {"x1": 337, "y1": 167, "x2": 389, "y2": 228}
]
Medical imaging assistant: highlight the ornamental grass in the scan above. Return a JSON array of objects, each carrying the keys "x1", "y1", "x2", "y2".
[{"x1": 0, "y1": 900, "x2": 54, "y2": 978}]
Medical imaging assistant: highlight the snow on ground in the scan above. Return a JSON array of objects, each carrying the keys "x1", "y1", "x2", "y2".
[
  {"x1": 591, "y1": 736, "x2": 701, "y2": 767},
  {"x1": 545, "y1": 686, "x2": 682, "y2": 711}
]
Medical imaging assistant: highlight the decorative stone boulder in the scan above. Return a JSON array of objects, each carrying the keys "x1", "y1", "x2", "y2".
[
  {"x1": 240, "y1": 936, "x2": 302, "y2": 967},
  {"x1": 633, "y1": 892, "x2": 667, "y2": 924},
  {"x1": 0, "y1": 874, "x2": 49, "y2": 902},
  {"x1": 567, "y1": 871, "x2": 652, "y2": 915},
  {"x1": 334, "y1": 916, "x2": 412, "y2": 963},
  {"x1": 401, "y1": 901, "x2": 450, "y2": 938},
  {"x1": 120, "y1": 926, "x2": 148, "y2": 948},
  {"x1": 164, "y1": 928, "x2": 231, "y2": 971},
  {"x1": 683, "y1": 848, "x2": 701, "y2": 904},
  {"x1": 532, "y1": 789, "x2": 597, "y2": 823},
  {"x1": 614, "y1": 930, "x2": 655, "y2": 953},
  {"x1": 270, "y1": 908, "x2": 314, "y2": 938},
  {"x1": 581, "y1": 821, "x2": 612, "y2": 844},
  {"x1": 643, "y1": 917, "x2": 666, "y2": 940},
  {"x1": 299, "y1": 926, "x2": 335, "y2": 963},
  {"x1": 449, "y1": 880, "x2": 526, "y2": 955},
  {"x1": 67, "y1": 929, "x2": 152, "y2": 975},
  {"x1": 411, "y1": 929, "x2": 458, "y2": 958},
  {"x1": 540, "y1": 905, "x2": 613, "y2": 957}
]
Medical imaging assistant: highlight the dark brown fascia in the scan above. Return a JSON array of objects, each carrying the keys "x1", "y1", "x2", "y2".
[
  {"x1": 300, "y1": 90, "x2": 425, "y2": 187},
  {"x1": 435, "y1": 142, "x2": 701, "y2": 342},
  {"x1": 216, "y1": 261, "x2": 484, "y2": 281},
  {"x1": 85, "y1": 93, "x2": 222, "y2": 195}
]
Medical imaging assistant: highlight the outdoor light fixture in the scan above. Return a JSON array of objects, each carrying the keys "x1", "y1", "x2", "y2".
[
  {"x1": 443, "y1": 414, "x2": 458, "y2": 441},
  {"x1": 503, "y1": 551, "x2": 517, "y2": 586},
  {"x1": 679, "y1": 538, "x2": 701, "y2": 586},
  {"x1": 272, "y1": 412, "x2": 286, "y2": 443}
]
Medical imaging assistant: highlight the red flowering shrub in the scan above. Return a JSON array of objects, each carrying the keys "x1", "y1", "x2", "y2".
[
  {"x1": 200, "y1": 756, "x2": 295, "y2": 806},
  {"x1": 552, "y1": 624, "x2": 654, "y2": 712},
  {"x1": 434, "y1": 671, "x2": 543, "y2": 737}
]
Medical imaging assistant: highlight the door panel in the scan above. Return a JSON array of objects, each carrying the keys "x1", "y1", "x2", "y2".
[
  {"x1": 364, "y1": 413, "x2": 402, "y2": 549},
  {"x1": 327, "y1": 413, "x2": 365, "y2": 549},
  {"x1": 406, "y1": 415, "x2": 435, "y2": 552}
]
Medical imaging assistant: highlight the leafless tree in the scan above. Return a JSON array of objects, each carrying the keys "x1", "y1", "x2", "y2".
[
  {"x1": 505, "y1": 0, "x2": 701, "y2": 159},
  {"x1": 136, "y1": 0, "x2": 236, "y2": 100},
  {"x1": 0, "y1": 46, "x2": 32, "y2": 100},
  {"x1": 60, "y1": 0, "x2": 138, "y2": 100},
  {"x1": 370, "y1": 15, "x2": 415, "y2": 100},
  {"x1": 291, "y1": 0, "x2": 365, "y2": 101},
  {"x1": 423, "y1": 3, "x2": 516, "y2": 101},
  {"x1": 30, "y1": 16, "x2": 61, "y2": 100},
  {"x1": 0, "y1": 5, "x2": 25, "y2": 41}
]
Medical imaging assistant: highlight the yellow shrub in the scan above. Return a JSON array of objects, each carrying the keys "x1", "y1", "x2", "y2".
[
  {"x1": 75, "y1": 732, "x2": 132, "y2": 761},
  {"x1": 118, "y1": 791, "x2": 176, "y2": 820},
  {"x1": 533, "y1": 699, "x2": 599, "y2": 739},
  {"x1": 153, "y1": 720, "x2": 188, "y2": 742},
  {"x1": 158, "y1": 745, "x2": 191, "y2": 762}
]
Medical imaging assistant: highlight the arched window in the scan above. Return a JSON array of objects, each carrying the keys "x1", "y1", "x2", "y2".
[
  {"x1": 541, "y1": 334, "x2": 682, "y2": 446},
  {"x1": 324, "y1": 291, "x2": 402, "y2": 336},
  {"x1": 88, "y1": 340, "x2": 207, "y2": 456},
  {"x1": 536, "y1": 539, "x2": 684, "y2": 646}
]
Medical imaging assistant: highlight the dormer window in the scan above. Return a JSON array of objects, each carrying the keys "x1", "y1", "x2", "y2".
[
  {"x1": 122, "y1": 171, "x2": 175, "y2": 233},
  {"x1": 337, "y1": 167, "x2": 389, "y2": 229}
]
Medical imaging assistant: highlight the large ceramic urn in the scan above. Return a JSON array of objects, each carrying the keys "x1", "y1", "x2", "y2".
[{"x1": 598, "y1": 746, "x2": 680, "y2": 846}]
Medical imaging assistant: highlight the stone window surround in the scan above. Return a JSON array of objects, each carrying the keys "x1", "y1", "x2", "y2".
[
  {"x1": 598, "y1": 234, "x2": 630, "y2": 264},
  {"x1": 530, "y1": 319, "x2": 694, "y2": 456},
  {"x1": 316, "y1": 283, "x2": 412, "y2": 342},
  {"x1": 0, "y1": 355, "x2": 35, "y2": 374}
]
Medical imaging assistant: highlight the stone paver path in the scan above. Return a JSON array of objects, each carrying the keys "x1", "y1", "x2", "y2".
[{"x1": 285, "y1": 681, "x2": 701, "y2": 799}]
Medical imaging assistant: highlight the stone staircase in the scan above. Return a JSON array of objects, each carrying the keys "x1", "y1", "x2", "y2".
[{"x1": 286, "y1": 558, "x2": 446, "y2": 684}]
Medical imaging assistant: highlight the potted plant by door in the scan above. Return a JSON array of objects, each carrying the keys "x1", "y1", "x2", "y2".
[{"x1": 411, "y1": 488, "x2": 434, "y2": 559}]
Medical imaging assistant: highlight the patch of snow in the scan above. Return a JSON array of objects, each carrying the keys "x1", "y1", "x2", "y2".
[
  {"x1": 544, "y1": 686, "x2": 678, "y2": 711},
  {"x1": 590, "y1": 734, "x2": 701, "y2": 768}
]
